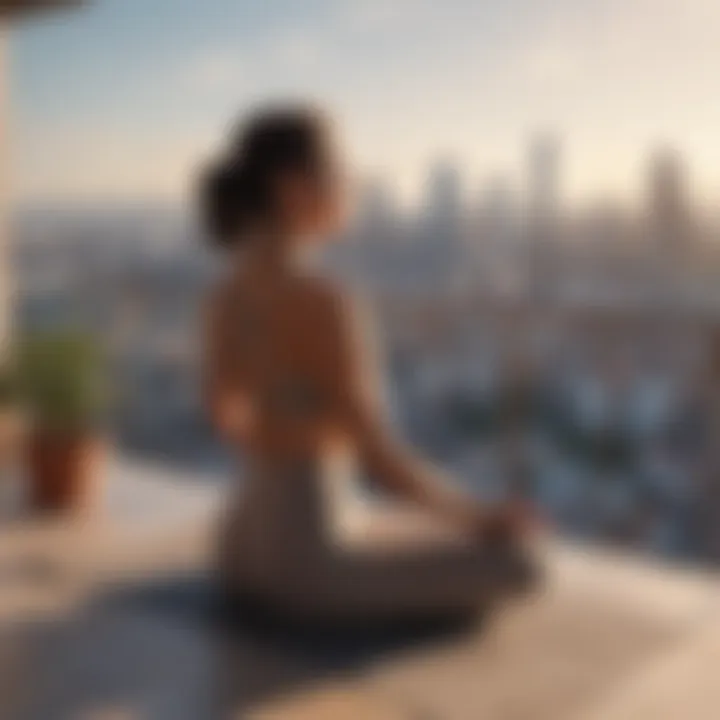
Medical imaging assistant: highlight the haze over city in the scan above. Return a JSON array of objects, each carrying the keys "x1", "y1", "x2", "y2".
[{"x1": 12, "y1": 0, "x2": 720, "y2": 208}]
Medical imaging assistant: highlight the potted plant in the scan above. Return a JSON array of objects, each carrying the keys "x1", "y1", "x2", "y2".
[
  {"x1": 16, "y1": 330, "x2": 108, "y2": 514},
  {"x1": 0, "y1": 364, "x2": 20, "y2": 458},
  {"x1": 0, "y1": 364, "x2": 27, "y2": 520}
]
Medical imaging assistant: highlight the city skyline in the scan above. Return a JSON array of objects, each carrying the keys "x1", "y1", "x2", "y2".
[
  {"x1": 11, "y1": 0, "x2": 720, "y2": 207},
  {"x1": 10, "y1": 138, "x2": 712, "y2": 227}
]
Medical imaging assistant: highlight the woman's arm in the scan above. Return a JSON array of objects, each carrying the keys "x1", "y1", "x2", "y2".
[
  {"x1": 203, "y1": 288, "x2": 253, "y2": 445},
  {"x1": 325, "y1": 291, "x2": 491, "y2": 532}
]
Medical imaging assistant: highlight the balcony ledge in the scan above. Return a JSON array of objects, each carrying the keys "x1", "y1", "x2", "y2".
[{"x1": 1, "y1": 456, "x2": 719, "y2": 719}]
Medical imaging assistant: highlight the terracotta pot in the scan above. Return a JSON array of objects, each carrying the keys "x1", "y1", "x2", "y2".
[
  {"x1": 0, "y1": 409, "x2": 26, "y2": 469},
  {"x1": 26, "y1": 431, "x2": 105, "y2": 514}
]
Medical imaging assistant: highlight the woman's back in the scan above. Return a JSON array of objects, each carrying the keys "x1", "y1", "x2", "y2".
[
  {"x1": 210, "y1": 264, "x2": 366, "y2": 592},
  {"x1": 208, "y1": 264, "x2": 353, "y2": 461}
]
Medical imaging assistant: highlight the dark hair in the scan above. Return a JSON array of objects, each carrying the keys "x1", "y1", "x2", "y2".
[{"x1": 201, "y1": 105, "x2": 329, "y2": 248}]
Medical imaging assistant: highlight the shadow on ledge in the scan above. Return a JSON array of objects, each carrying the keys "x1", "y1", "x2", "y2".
[{"x1": 5, "y1": 571, "x2": 485, "y2": 719}]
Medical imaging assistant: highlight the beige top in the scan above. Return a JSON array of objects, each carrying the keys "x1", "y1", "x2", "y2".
[{"x1": 205, "y1": 256, "x2": 491, "y2": 600}]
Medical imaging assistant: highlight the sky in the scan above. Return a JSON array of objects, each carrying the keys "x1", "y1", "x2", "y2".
[{"x1": 9, "y1": 0, "x2": 720, "y2": 209}]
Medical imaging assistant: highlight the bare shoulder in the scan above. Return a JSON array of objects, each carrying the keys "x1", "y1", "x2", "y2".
[{"x1": 295, "y1": 274, "x2": 371, "y2": 335}]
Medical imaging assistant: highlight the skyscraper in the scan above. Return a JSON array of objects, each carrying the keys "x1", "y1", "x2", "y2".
[
  {"x1": 424, "y1": 159, "x2": 463, "y2": 228},
  {"x1": 526, "y1": 134, "x2": 562, "y2": 301},
  {"x1": 527, "y1": 133, "x2": 561, "y2": 234},
  {"x1": 351, "y1": 177, "x2": 399, "y2": 285},
  {"x1": 420, "y1": 159, "x2": 465, "y2": 285},
  {"x1": 647, "y1": 147, "x2": 692, "y2": 251}
]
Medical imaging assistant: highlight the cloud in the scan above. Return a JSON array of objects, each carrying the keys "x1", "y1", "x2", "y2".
[
  {"x1": 266, "y1": 26, "x2": 321, "y2": 68},
  {"x1": 15, "y1": 122, "x2": 211, "y2": 204},
  {"x1": 332, "y1": 0, "x2": 424, "y2": 32},
  {"x1": 185, "y1": 51, "x2": 245, "y2": 93},
  {"x1": 181, "y1": 22, "x2": 326, "y2": 98}
]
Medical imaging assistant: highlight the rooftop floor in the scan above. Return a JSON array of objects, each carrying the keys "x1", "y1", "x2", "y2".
[{"x1": 1, "y1": 457, "x2": 719, "y2": 719}]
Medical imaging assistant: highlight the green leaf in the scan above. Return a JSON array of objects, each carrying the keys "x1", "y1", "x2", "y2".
[{"x1": 15, "y1": 329, "x2": 109, "y2": 433}]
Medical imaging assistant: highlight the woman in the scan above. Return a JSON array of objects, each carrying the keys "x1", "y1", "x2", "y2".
[{"x1": 202, "y1": 105, "x2": 537, "y2": 622}]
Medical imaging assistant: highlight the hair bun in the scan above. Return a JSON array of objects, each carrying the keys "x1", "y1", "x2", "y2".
[
  {"x1": 199, "y1": 105, "x2": 328, "y2": 250},
  {"x1": 201, "y1": 160, "x2": 249, "y2": 248}
]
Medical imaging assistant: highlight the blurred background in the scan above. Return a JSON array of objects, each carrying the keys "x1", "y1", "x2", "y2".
[
  {"x1": 8, "y1": 0, "x2": 720, "y2": 562},
  {"x1": 5, "y1": 2, "x2": 720, "y2": 719}
]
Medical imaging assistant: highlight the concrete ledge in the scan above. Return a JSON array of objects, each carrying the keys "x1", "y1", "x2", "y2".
[{"x1": 1, "y1": 459, "x2": 719, "y2": 719}]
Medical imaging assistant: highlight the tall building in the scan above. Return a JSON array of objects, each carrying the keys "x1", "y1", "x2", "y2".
[
  {"x1": 0, "y1": 1, "x2": 82, "y2": 345},
  {"x1": 350, "y1": 177, "x2": 400, "y2": 286},
  {"x1": 424, "y1": 159, "x2": 463, "y2": 228},
  {"x1": 476, "y1": 177, "x2": 522, "y2": 295},
  {"x1": 412, "y1": 159, "x2": 466, "y2": 288},
  {"x1": 526, "y1": 134, "x2": 562, "y2": 301},
  {"x1": 647, "y1": 147, "x2": 693, "y2": 252},
  {"x1": 527, "y1": 133, "x2": 562, "y2": 234}
]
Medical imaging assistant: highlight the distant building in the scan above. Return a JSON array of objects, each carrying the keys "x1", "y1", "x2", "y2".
[
  {"x1": 417, "y1": 159, "x2": 465, "y2": 285},
  {"x1": 526, "y1": 134, "x2": 563, "y2": 301},
  {"x1": 647, "y1": 147, "x2": 693, "y2": 252},
  {"x1": 476, "y1": 177, "x2": 522, "y2": 295},
  {"x1": 527, "y1": 133, "x2": 562, "y2": 235},
  {"x1": 423, "y1": 159, "x2": 463, "y2": 229}
]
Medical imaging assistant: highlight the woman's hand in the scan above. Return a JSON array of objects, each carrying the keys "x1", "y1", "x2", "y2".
[
  {"x1": 473, "y1": 501, "x2": 541, "y2": 547},
  {"x1": 476, "y1": 501, "x2": 545, "y2": 595}
]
